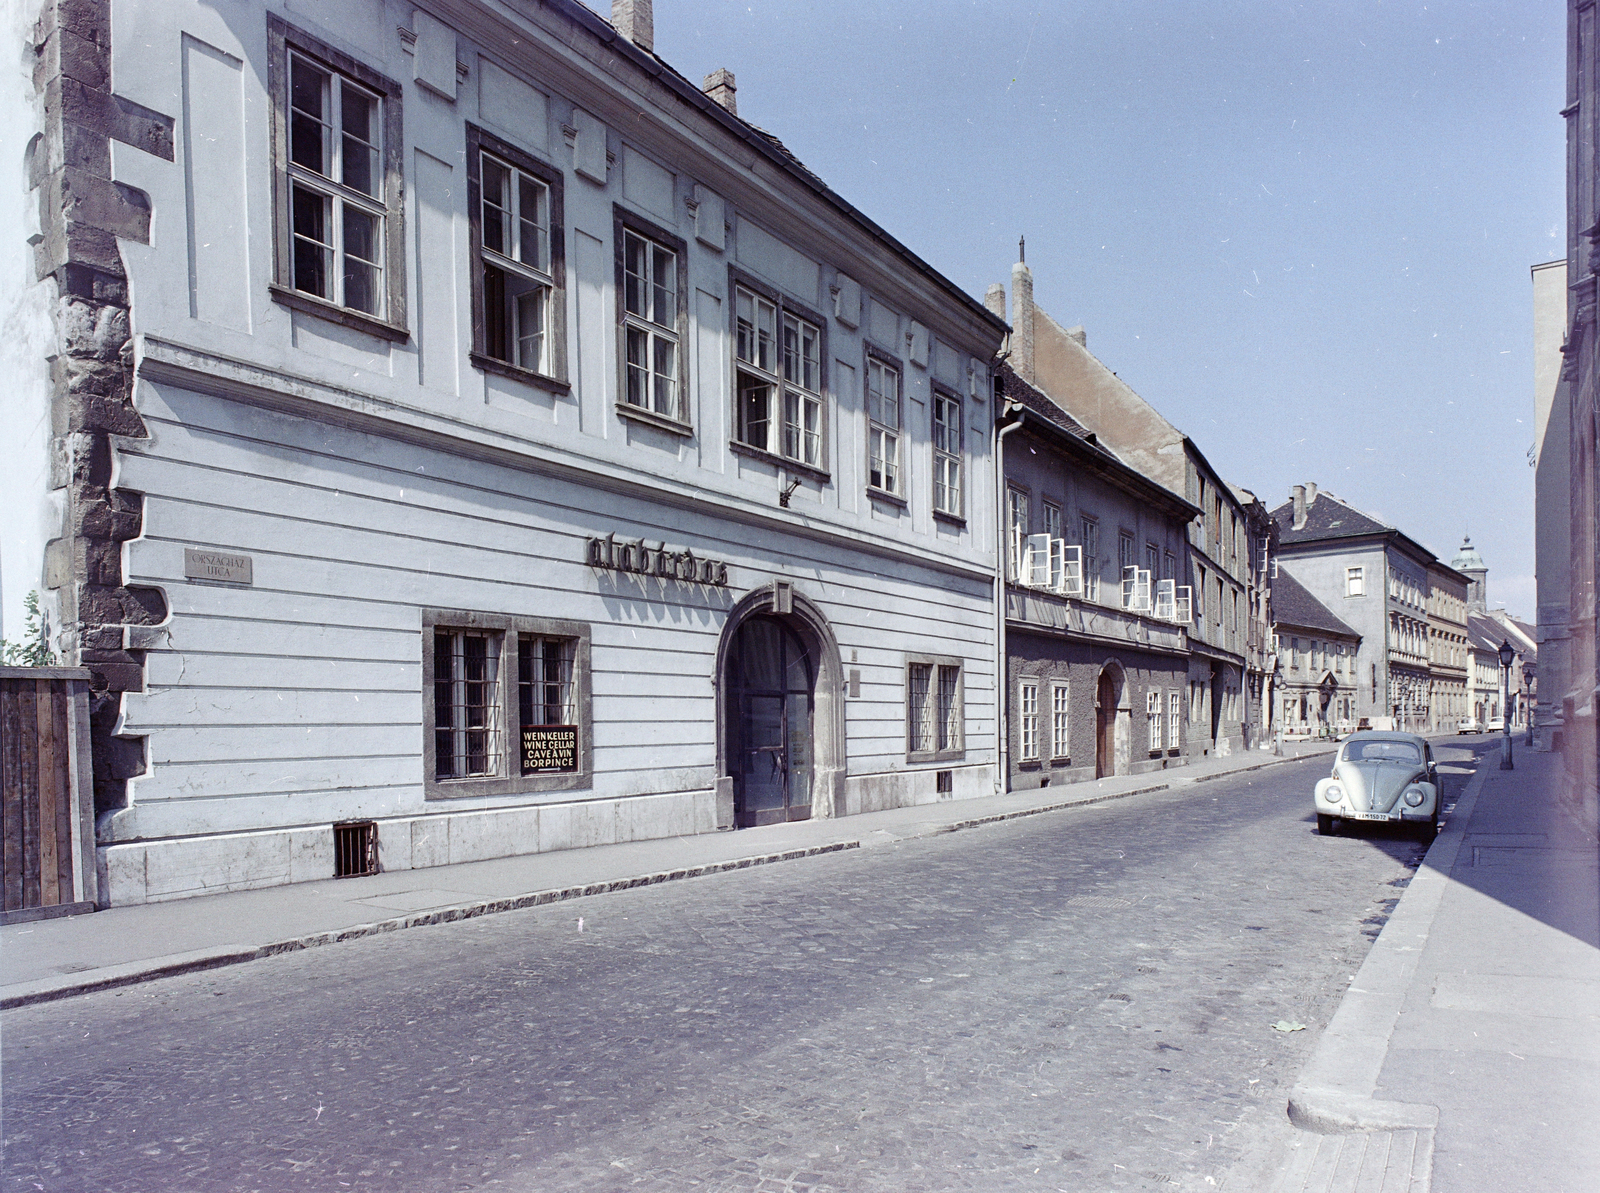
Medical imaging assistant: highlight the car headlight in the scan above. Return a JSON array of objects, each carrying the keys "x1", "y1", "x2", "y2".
[
  {"x1": 1403, "y1": 788, "x2": 1426, "y2": 807},
  {"x1": 1325, "y1": 784, "x2": 1342, "y2": 801}
]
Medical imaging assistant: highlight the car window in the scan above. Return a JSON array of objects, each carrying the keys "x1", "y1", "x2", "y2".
[{"x1": 1342, "y1": 740, "x2": 1422, "y2": 764}]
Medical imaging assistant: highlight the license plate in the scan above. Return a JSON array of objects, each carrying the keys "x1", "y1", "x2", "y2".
[{"x1": 1345, "y1": 812, "x2": 1394, "y2": 822}]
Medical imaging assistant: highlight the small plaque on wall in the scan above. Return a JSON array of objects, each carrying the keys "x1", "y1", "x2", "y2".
[
  {"x1": 522, "y1": 725, "x2": 579, "y2": 774},
  {"x1": 184, "y1": 548, "x2": 253, "y2": 585}
]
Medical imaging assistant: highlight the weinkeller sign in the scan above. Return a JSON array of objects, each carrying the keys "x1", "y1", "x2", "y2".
[
  {"x1": 586, "y1": 534, "x2": 728, "y2": 586},
  {"x1": 522, "y1": 725, "x2": 579, "y2": 774}
]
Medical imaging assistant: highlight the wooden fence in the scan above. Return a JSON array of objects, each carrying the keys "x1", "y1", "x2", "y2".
[{"x1": 1, "y1": 667, "x2": 99, "y2": 923}]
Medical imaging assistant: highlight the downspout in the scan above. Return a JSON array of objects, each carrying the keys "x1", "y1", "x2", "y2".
[{"x1": 994, "y1": 388, "x2": 1024, "y2": 794}]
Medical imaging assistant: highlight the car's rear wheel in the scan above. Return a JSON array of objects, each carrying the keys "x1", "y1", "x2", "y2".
[{"x1": 1317, "y1": 813, "x2": 1335, "y2": 836}]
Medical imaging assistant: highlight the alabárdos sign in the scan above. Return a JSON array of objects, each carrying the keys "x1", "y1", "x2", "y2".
[{"x1": 586, "y1": 534, "x2": 728, "y2": 586}]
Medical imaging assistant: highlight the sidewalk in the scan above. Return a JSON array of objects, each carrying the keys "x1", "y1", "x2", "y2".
[
  {"x1": 1269, "y1": 744, "x2": 1600, "y2": 1193},
  {"x1": 0, "y1": 740, "x2": 1335, "y2": 1010}
]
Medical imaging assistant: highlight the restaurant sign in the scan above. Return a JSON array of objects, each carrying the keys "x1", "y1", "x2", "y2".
[
  {"x1": 522, "y1": 725, "x2": 579, "y2": 774},
  {"x1": 586, "y1": 534, "x2": 728, "y2": 586}
]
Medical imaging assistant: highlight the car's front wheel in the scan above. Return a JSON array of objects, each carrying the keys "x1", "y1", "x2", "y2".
[
  {"x1": 1317, "y1": 813, "x2": 1336, "y2": 836},
  {"x1": 1416, "y1": 812, "x2": 1438, "y2": 846}
]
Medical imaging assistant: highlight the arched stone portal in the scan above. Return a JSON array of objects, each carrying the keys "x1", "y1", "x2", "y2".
[
  {"x1": 1095, "y1": 661, "x2": 1130, "y2": 778},
  {"x1": 713, "y1": 584, "x2": 846, "y2": 828}
]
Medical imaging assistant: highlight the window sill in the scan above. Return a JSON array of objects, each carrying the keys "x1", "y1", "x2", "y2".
[
  {"x1": 424, "y1": 772, "x2": 593, "y2": 800},
  {"x1": 615, "y1": 401, "x2": 694, "y2": 437},
  {"x1": 1015, "y1": 758, "x2": 1042, "y2": 770},
  {"x1": 932, "y1": 509, "x2": 967, "y2": 528},
  {"x1": 909, "y1": 748, "x2": 966, "y2": 765},
  {"x1": 728, "y1": 439, "x2": 831, "y2": 484},
  {"x1": 867, "y1": 486, "x2": 908, "y2": 509},
  {"x1": 470, "y1": 352, "x2": 571, "y2": 395},
  {"x1": 1050, "y1": 756, "x2": 1071, "y2": 767},
  {"x1": 269, "y1": 284, "x2": 410, "y2": 343}
]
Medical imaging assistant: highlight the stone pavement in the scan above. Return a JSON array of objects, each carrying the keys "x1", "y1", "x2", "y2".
[
  {"x1": 1265, "y1": 743, "x2": 1600, "y2": 1193},
  {"x1": 0, "y1": 740, "x2": 1334, "y2": 1010}
]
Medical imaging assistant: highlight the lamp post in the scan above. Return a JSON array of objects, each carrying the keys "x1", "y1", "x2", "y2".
[
  {"x1": 1523, "y1": 660, "x2": 1536, "y2": 746},
  {"x1": 1498, "y1": 640, "x2": 1516, "y2": 770}
]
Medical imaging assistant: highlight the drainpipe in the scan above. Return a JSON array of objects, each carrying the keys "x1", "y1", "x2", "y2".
[{"x1": 994, "y1": 390, "x2": 1024, "y2": 794}]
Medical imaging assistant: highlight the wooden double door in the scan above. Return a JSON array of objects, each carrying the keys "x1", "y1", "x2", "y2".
[{"x1": 726, "y1": 616, "x2": 814, "y2": 827}]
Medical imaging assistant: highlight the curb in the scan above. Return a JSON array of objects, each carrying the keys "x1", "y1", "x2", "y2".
[
  {"x1": 1190, "y1": 748, "x2": 1334, "y2": 783},
  {"x1": 1284, "y1": 750, "x2": 1492, "y2": 1134},
  {"x1": 0, "y1": 840, "x2": 860, "y2": 1010},
  {"x1": 934, "y1": 782, "x2": 1171, "y2": 833}
]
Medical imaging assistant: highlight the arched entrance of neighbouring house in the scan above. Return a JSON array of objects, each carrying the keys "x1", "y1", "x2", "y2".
[
  {"x1": 714, "y1": 584, "x2": 847, "y2": 828},
  {"x1": 1095, "y1": 662, "x2": 1127, "y2": 778}
]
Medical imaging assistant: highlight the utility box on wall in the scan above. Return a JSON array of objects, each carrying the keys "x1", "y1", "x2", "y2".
[{"x1": 1, "y1": 667, "x2": 99, "y2": 923}]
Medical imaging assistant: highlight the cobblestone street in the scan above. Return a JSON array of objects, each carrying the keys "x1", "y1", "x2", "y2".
[{"x1": 3, "y1": 749, "x2": 1480, "y2": 1193}]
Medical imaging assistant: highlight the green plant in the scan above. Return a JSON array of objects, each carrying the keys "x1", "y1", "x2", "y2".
[{"x1": 1, "y1": 591, "x2": 59, "y2": 667}]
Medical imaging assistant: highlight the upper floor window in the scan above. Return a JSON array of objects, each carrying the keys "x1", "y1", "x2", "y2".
[
  {"x1": 932, "y1": 390, "x2": 963, "y2": 516},
  {"x1": 1347, "y1": 566, "x2": 1365, "y2": 597},
  {"x1": 867, "y1": 355, "x2": 902, "y2": 495},
  {"x1": 1080, "y1": 516, "x2": 1100, "y2": 601},
  {"x1": 617, "y1": 218, "x2": 687, "y2": 424},
  {"x1": 1007, "y1": 488, "x2": 1029, "y2": 580},
  {"x1": 467, "y1": 126, "x2": 566, "y2": 387},
  {"x1": 735, "y1": 285, "x2": 824, "y2": 468},
  {"x1": 1043, "y1": 502, "x2": 1063, "y2": 587},
  {"x1": 268, "y1": 18, "x2": 405, "y2": 334}
]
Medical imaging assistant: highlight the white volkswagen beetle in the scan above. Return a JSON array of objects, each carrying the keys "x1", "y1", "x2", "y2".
[{"x1": 1314, "y1": 730, "x2": 1440, "y2": 843}]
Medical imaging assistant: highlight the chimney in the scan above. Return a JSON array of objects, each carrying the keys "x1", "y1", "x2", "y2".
[
  {"x1": 702, "y1": 68, "x2": 736, "y2": 115},
  {"x1": 984, "y1": 283, "x2": 1006, "y2": 322},
  {"x1": 613, "y1": 0, "x2": 653, "y2": 53},
  {"x1": 1291, "y1": 485, "x2": 1307, "y2": 530},
  {"x1": 1305, "y1": 481, "x2": 1317, "y2": 505},
  {"x1": 1011, "y1": 246, "x2": 1034, "y2": 383}
]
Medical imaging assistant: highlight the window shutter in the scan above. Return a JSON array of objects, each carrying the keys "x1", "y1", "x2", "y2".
[
  {"x1": 1060, "y1": 544, "x2": 1083, "y2": 597},
  {"x1": 1026, "y1": 534, "x2": 1052, "y2": 587}
]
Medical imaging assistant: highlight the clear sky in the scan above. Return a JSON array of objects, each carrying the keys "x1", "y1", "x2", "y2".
[{"x1": 659, "y1": 0, "x2": 1564, "y2": 618}]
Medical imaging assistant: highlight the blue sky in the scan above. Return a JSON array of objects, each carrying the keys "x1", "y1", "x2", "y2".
[{"x1": 661, "y1": 1, "x2": 1564, "y2": 616}]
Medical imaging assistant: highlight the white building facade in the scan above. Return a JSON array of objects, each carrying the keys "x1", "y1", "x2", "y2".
[{"x1": 17, "y1": 0, "x2": 1007, "y2": 904}]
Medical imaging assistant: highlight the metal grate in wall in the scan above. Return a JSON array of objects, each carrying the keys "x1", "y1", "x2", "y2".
[
  {"x1": 936, "y1": 769, "x2": 953, "y2": 796},
  {"x1": 333, "y1": 820, "x2": 378, "y2": 878}
]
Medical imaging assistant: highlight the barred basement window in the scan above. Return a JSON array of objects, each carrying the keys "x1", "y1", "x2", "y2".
[
  {"x1": 908, "y1": 654, "x2": 964, "y2": 762},
  {"x1": 423, "y1": 610, "x2": 593, "y2": 798}
]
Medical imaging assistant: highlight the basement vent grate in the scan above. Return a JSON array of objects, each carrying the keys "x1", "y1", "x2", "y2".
[
  {"x1": 333, "y1": 820, "x2": 378, "y2": 878},
  {"x1": 936, "y1": 769, "x2": 953, "y2": 796}
]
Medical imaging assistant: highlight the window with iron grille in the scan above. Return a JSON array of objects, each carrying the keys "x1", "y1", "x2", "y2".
[
  {"x1": 267, "y1": 17, "x2": 404, "y2": 335},
  {"x1": 467, "y1": 126, "x2": 566, "y2": 388},
  {"x1": 932, "y1": 390, "x2": 963, "y2": 516},
  {"x1": 424, "y1": 610, "x2": 592, "y2": 798},
  {"x1": 1051, "y1": 682, "x2": 1070, "y2": 760},
  {"x1": 1019, "y1": 681, "x2": 1039, "y2": 761},
  {"x1": 867, "y1": 355, "x2": 902, "y2": 496},
  {"x1": 908, "y1": 655, "x2": 964, "y2": 762},
  {"x1": 734, "y1": 283, "x2": 825, "y2": 468}
]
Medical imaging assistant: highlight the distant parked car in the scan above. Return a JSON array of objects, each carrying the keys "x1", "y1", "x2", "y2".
[
  {"x1": 1314, "y1": 731, "x2": 1440, "y2": 844},
  {"x1": 1456, "y1": 718, "x2": 1483, "y2": 734},
  {"x1": 1486, "y1": 717, "x2": 1504, "y2": 732}
]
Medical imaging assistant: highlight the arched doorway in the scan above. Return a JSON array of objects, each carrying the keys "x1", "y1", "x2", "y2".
[
  {"x1": 1095, "y1": 663, "x2": 1126, "y2": 778},
  {"x1": 725, "y1": 616, "x2": 814, "y2": 826},
  {"x1": 714, "y1": 584, "x2": 847, "y2": 828}
]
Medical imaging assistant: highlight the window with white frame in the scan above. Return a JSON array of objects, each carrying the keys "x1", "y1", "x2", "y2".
[
  {"x1": 1007, "y1": 488, "x2": 1029, "y2": 580},
  {"x1": 1080, "y1": 516, "x2": 1100, "y2": 601},
  {"x1": 1346, "y1": 566, "x2": 1365, "y2": 597},
  {"x1": 1043, "y1": 502, "x2": 1063, "y2": 587},
  {"x1": 1019, "y1": 680, "x2": 1039, "y2": 761},
  {"x1": 269, "y1": 18, "x2": 404, "y2": 330},
  {"x1": 468, "y1": 127, "x2": 565, "y2": 383},
  {"x1": 1051, "y1": 682, "x2": 1070, "y2": 760},
  {"x1": 1168, "y1": 691, "x2": 1180, "y2": 748},
  {"x1": 867, "y1": 355, "x2": 902, "y2": 495},
  {"x1": 735, "y1": 285, "x2": 825, "y2": 468},
  {"x1": 424, "y1": 610, "x2": 592, "y2": 798},
  {"x1": 619, "y1": 221, "x2": 685, "y2": 422},
  {"x1": 932, "y1": 390, "x2": 963, "y2": 516},
  {"x1": 1148, "y1": 690, "x2": 1162, "y2": 751},
  {"x1": 908, "y1": 656, "x2": 964, "y2": 761}
]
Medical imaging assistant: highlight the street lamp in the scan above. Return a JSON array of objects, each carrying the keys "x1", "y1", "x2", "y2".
[
  {"x1": 1498, "y1": 640, "x2": 1516, "y2": 770},
  {"x1": 1522, "y1": 660, "x2": 1536, "y2": 746}
]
